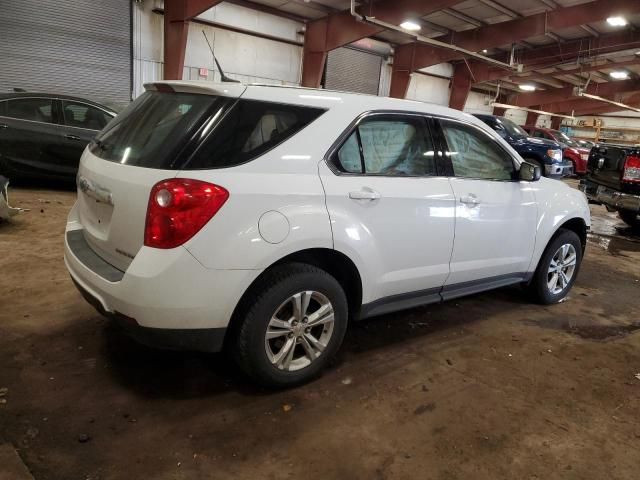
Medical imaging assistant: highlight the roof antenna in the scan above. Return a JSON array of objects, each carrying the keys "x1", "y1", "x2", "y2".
[{"x1": 202, "y1": 30, "x2": 240, "y2": 83}]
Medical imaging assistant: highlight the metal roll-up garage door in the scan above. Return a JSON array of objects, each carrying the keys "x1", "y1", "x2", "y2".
[
  {"x1": 0, "y1": 0, "x2": 131, "y2": 109},
  {"x1": 325, "y1": 47, "x2": 383, "y2": 95}
]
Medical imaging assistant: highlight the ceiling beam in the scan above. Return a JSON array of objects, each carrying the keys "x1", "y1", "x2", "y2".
[
  {"x1": 393, "y1": 0, "x2": 640, "y2": 72},
  {"x1": 301, "y1": 0, "x2": 464, "y2": 88},
  {"x1": 469, "y1": 30, "x2": 640, "y2": 83},
  {"x1": 509, "y1": 78, "x2": 640, "y2": 107}
]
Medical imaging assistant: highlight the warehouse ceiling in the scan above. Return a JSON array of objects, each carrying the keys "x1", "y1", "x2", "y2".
[{"x1": 223, "y1": 0, "x2": 640, "y2": 113}]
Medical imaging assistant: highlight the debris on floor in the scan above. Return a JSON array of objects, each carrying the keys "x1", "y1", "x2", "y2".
[{"x1": 0, "y1": 176, "x2": 23, "y2": 221}]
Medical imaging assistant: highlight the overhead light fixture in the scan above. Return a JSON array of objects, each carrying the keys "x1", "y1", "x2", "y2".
[
  {"x1": 610, "y1": 70, "x2": 629, "y2": 79},
  {"x1": 573, "y1": 88, "x2": 640, "y2": 113},
  {"x1": 606, "y1": 16, "x2": 628, "y2": 27},
  {"x1": 400, "y1": 20, "x2": 421, "y2": 31},
  {"x1": 490, "y1": 103, "x2": 575, "y2": 120},
  {"x1": 482, "y1": 49, "x2": 488, "y2": 54},
  {"x1": 519, "y1": 84, "x2": 536, "y2": 91}
]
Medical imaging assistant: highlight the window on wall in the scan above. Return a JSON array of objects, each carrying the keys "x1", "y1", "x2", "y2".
[
  {"x1": 7, "y1": 98, "x2": 54, "y2": 123},
  {"x1": 440, "y1": 120, "x2": 515, "y2": 181},
  {"x1": 335, "y1": 116, "x2": 436, "y2": 176}
]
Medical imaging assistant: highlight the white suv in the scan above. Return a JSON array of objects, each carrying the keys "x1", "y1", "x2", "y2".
[{"x1": 65, "y1": 82, "x2": 590, "y2": 386}]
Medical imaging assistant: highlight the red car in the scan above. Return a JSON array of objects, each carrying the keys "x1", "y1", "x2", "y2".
[{"x1": 522, "y1": 126, "x2": 590, "y2": 175}]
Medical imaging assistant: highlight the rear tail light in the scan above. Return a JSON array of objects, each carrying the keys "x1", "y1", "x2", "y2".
[
  {"x1": 622, "y1": 155, "x2": 640, "y2": 183},
  {"x1": 144, "y1": 179, "x2": 229, "y2": 249}
]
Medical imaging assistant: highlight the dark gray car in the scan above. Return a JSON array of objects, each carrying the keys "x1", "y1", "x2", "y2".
[{"x1": 0, "y1": 93, "x2": 116, "y2": 182}]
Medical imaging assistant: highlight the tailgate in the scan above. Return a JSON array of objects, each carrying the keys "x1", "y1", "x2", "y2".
[
  {"x1": 76, "y1": 151, "x2": 177, "y2": 271},
  {"x1": 586, "y1": 144, "x2": 628, "y2": 190}
]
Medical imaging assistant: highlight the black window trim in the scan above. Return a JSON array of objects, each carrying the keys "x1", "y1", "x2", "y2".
[
  {"x1": 433, "y1": 116, "x2": 521, "y2": 183},
  {"x1": 325, "y1": 110, "x2": 450, "y2": 178},
  {"x1": 60, "y1": 99, "x2": 116, "y2": 131}
]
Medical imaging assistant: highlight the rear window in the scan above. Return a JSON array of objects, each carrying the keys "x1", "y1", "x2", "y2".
[
  {"x1": 89, "y1": 91, "x2": 230, "y2": 168},
  {"x1": 184, "y1": 100, "x2": 325, "y2": 169}
]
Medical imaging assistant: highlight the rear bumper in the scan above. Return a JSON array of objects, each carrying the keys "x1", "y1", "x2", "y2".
[
  {"x1": 545, "y1": 160, "x2": 573, "y2": 178},
  {"x1": 71, "y1": 277, "x2": 227, "y2": 351},
  {"x1": 579, "y1": 179, "x2": 640, "y2": 213},
  {"x1": 64, "y1": 207, "x2": 261, "y2": 351}
]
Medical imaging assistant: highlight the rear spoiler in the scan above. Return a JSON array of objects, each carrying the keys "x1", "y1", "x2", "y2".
[{"x1": 144, "y1": 81, "x2": 246, "y2": 98}]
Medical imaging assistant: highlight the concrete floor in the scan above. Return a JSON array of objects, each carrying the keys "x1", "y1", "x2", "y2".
[{"x1": 1, "y1": 182, "x2": 639, "y2": 480}]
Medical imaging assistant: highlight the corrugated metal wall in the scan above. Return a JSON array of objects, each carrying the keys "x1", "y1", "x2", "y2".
[
  {"x1": 325, "y1": 47, "x2": 382, "y2": 95},
  {"x1": 0, "y1": 0, "x2": 131, "y2": 109}
]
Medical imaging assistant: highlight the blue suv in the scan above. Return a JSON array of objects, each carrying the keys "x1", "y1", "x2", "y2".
[{"x1": 474, "y1": 114, "x2": 572, "y2": 178}]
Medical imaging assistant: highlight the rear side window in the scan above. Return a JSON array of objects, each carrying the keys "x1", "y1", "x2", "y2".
[
  {"x1": 63, "y1": 101, "x2": 113, "y2": 131},
  {"x1": 90, "y1": 91, "x2": 228, "y2": 168},
  {"x1": 7, "y1": 98, "x2": 54, "y2": 123},
  {"x1": 334, "y1": 115, "x2": 436, "y2": 176},
  {"x1": 185, "y1": 100, "x2": 325, "y2": 169}
]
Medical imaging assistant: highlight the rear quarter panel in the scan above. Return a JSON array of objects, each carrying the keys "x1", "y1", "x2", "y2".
[{"x1": 180, "y1": 105, "x2": 354, "y2": 271}]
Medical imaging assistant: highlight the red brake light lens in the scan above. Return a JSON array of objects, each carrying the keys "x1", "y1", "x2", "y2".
[
  {"x1": 144, "y1": 179, "x2": 229, "y2": 249},
  {"x1": 622, "y1": 155, "x2": 640, "y2": 183}
]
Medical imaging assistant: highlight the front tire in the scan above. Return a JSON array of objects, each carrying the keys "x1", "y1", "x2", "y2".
[
  {"x1": 618, "y1": 210, "x2": 640, "y2": 229},
  {"x1": 233, "y1": 263, "x2": 348, "y2": 388},
  {"x1": 528, "y1": 229, "x2": 583, "y2": 305}
]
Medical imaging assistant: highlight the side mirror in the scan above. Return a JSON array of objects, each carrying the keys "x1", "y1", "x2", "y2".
[{"x1": 519, "y1": 161, "x2": 541, "y2": 181}]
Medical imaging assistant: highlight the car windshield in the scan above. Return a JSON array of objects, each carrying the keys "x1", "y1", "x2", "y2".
[
  {"x1": 498, "y1": 117, "x2": 528, "y2": 137},
  {"x1": 551, "y1": 130, "x2": 579, "y2": 147}
]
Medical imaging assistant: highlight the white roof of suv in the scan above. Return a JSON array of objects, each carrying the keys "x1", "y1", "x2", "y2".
[{"x1": 146, "y1": 80, "x2": 479, "y2": 124}]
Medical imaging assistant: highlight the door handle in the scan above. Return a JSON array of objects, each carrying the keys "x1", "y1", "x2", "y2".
[
  {"x1": 0, "y1": 124, "x2": 8, "y2": 129},
  {"x1": 460, "y1": 194, "x2": 480, "y2": 206},
  {"x1": 65, "y1": 134, "x2": 81, "y2": 141},
  {"x1": 349, "y1": 190, "x2": 381, "y2": 201}
]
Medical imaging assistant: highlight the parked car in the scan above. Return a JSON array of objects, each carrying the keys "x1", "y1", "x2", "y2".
[
  {"x1": 522, "y1": 125, "x2": 590, "y2": 175},
  {"x1": 574, "y1": 138, "x2": 596, "y2": 149},
  {"x1": 474, "y1": 114, "x2": 572, "y2": 177},
  {"x1": 64, "y1": 82, "x2": 590, "y2": 387},
  {"x1": 580, "y1": 143, "x2": 640, "y2": 228},
  {"x1": 0, "y1": 92, "x2": 116, "y2": 182}
]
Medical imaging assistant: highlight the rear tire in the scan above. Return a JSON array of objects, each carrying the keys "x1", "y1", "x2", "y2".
[
  {"x1": 233, "y1": 263, "x2": 348, "y2": 388},
  {"x1": 618, "y1": 210, "x2": 640, "y2": 229},
  {"x1": 528, "y1": 229, "x2": 583, "y2": 305}
]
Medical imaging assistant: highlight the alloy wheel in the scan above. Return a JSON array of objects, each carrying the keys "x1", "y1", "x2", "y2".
[
  {"x1": 547, "y1": 243, "x2": 577, "y2": 295},
  {"x1": 264, "y1": 291, "x2": 335, "y2": 371}
]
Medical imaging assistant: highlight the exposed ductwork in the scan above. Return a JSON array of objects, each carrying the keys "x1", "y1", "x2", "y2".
[{"x1": 349, "y1": 0, "x2": 521, "y2": 72}]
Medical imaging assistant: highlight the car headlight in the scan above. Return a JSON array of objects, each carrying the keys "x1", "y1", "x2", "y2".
[{"x1": 546, "y1": 149, "x2": 562, "y2": 162}]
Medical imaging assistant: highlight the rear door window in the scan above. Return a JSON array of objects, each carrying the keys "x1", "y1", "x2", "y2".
[
  {"x1": 62, "y1": 101, "x2": 113, "y2": 131},
  {"x1": 185, "y1": 100, "x2": 325, "y2": 169},
  {"x1": 7, "y1": 98, "x2": 54, "y2": 123},
  {"x1": 334, "y1": 115, "x2": 437, "y2": 176}
]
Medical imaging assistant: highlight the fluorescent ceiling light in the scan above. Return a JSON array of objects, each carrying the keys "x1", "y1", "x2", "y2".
[
  {"x1": 519, "y1": 84, "x2": 536, "y2": 91},
  {"x1": 610, "y1": 70, "x2": 629, "y2": 79},
  {"x1": 400, "y1": 20, "x2": 421, "y2": 31},
  {"x1": 490, "y1": 103, "x2": 575, "y2": 120},
  {"x1": 607, "y1": 16, "x2": 628, "y2": 27}
]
